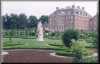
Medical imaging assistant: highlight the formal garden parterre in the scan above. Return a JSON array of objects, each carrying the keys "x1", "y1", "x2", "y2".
[{"x1": 3, "y1": 29, "x2": 98, "y2": 63}]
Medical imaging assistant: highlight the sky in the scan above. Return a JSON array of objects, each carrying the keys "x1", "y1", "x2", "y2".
[{"x1": 2, "y1": 1, "x2": 98, "y2": 18}]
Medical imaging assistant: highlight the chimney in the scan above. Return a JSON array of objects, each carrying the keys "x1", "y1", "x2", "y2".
[
  {"x1": 77, "y1": 6, "x2": 80, "y2": 9},
  {"x1": 56, "y1": 7, "x2": 60, "y2": 10},
  {"x1": 72, "y1": 5, "x2": 75, "y2": 8}
]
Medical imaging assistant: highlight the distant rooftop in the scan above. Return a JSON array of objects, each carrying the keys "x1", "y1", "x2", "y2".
[
  {"x1": 49, "y1": 5, "x2": 92, "y2": 17},
  {"x1": 56, "y1": 5, "x2": 85, "y2": 10}
]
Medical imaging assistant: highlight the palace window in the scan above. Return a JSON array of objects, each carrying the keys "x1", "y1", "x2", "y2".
[
  {"x1": 71, "y1": 11, "x2": 73, "y2": 14},
  {"x1": 80, "y1": 12, "x2": 82, "y2": 15},
  {"x1": 76, "y1": 11, "x2": 79, "y2": 14},
  {"x1": 86, "y1": 13, "x2": 87, "y2": 16},
  {"x1": 67, "y1": 11, "x2": 70, "y2": 15}
]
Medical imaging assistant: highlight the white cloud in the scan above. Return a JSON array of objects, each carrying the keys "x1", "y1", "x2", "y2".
[{"x1": 2, "y1": 1, "x2": 98, "y2": 18}]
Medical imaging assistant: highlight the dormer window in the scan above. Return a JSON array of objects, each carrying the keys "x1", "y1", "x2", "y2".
[
  {"x1": 61, "y1": 11, "x2": 65, "y2": 14},
  {"x1": 57, "y1": 11, "x2": 65, "y2": 15}
]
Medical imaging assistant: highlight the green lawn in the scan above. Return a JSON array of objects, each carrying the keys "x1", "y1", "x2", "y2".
[
  {"x1": 3, "y1": 38, "x2": 65, "y2": 49},
  {"x1": 3, "y1": 38, "x2": 96, "y2": 58},
  {"x1": 3, "y1": 38, "x2": 74, "y2": 56}
]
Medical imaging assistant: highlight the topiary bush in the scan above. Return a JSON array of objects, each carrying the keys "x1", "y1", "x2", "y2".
[{"x1": 62, "y1": 29, "x2": 80, "y2": 47}]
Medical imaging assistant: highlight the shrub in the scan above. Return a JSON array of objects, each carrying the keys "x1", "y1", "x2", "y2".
[
  {"x1": 83, "y1": 56, "x2": 98, "y2": 63},
  {"x1": 62, "y1": 29, "x2": 80, "y2": 47},
  {"x1": 44, "y1": 32, "x2": 49, "y2": 38},
  {"x1": 29, "y1": 32, "x2": 35, "y2": 36},
  {"x1": 50, "y1": 32, "x2": 56, "y2": 36},
  {"x1": 80, "y1": 32, "x2": 98, "y2": 48},
  {"x1": 71, "y1": 39, "x2": 91, "y2": 63},
  {"x1": 71, "y1": 39, "x2": 90, "y2": 55},
  {"x1": 4, "y1": 32, "x2": 9, "y2": 36}
]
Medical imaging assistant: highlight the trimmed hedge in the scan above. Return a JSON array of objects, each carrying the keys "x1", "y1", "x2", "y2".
[{"x1": 55, "y1": 51, "x2": 75, "y2": 57}]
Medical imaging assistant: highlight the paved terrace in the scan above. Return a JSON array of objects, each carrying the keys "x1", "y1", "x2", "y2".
[{"x1": 1, "y1": 49, "x2": 74, "y2": 63}]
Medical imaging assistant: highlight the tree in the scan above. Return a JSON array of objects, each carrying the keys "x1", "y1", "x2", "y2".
[
  {"x1": 62, "y1": 29, "x2": 80, "y2": 47},
  {"x1": 3, "y1": 14, "x2": 12, "y2": 29},
  {"x1": 10, "y1": 14, "x2": 18, "y2": 29},
  {"x1": 18, "y1": 14, "x2": 28, "y2": 29},
  {"x1": 28, "y1": 16, "x2": 38, "y2": 28},
  {"x1": 39, "y1": 15, "x2": 48, "y2": 26},
  {"x1": 3, "y1": 14, "x2": 28, "y2": 29}
]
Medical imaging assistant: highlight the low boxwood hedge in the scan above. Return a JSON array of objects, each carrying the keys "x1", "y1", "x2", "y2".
[{"x1": 55, "y1": 51, "x2": 75, "y2": 57}]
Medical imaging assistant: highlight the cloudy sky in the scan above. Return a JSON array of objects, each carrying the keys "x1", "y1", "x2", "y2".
[{"x1": 2, "y1": 1, "x2": 98, "y2": 18}]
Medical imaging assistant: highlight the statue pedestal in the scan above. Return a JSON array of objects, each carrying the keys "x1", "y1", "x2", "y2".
[{"x1": 37, "y1": 35, "x2": 44, "y2": 41}]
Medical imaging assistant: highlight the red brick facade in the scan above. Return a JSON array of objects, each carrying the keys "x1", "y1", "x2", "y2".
[
  {"x1": 74, "y1": 16, "x2": 91, "y2": 31},
  {"x1": 48, "y1": 5, "x2": 95, "y2": 32},
  {"x1": 89, "y1": 15, "x2": 97, "y2": 32}
]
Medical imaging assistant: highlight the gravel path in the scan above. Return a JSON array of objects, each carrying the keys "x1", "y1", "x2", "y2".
[{"x1": 2, "y1": 49, "x2": 74, "y2": 63}]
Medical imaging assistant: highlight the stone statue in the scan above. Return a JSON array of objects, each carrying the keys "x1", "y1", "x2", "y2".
[{"x1": 37, "y1": 21, "x2": 44, "y2": 41}]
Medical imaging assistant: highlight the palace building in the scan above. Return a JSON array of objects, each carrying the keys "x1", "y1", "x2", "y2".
[
  {"x1": 48, "y1": 5, "x2": 97, "y2": 32},
  {"x1": 89, "y1": 15, "x2": 98, "y2": 32}
]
